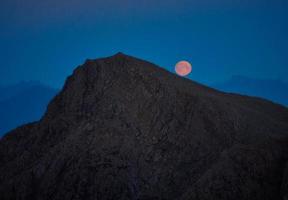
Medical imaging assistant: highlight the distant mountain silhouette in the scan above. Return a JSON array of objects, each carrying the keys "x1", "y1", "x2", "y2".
[
  {"x1": 0, "y1": 81, "x2": 45, "y2": 101},
  {"x1": 212, "y1": 75, "x2": 288, "y2": 106},
  {"x1": 0, "y1": 82, "x2": 58, "y2": 137},
  {"x1": 0, "y1": 53, "x2": 288, "y2": 200}
]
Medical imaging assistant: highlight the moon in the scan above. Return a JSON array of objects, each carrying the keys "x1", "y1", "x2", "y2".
[{"x1": 175, "y1": 61, "x2": 192, "y2": 76}]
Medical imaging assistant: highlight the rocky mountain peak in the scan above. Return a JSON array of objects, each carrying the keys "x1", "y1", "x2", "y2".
[{"x1": 0, "y1": 54, "x2": 288, "y2": 200}]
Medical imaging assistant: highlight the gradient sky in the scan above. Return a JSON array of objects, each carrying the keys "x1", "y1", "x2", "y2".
[{"x1": 0, "y1": 0, "x2": 287, "y2": 88}]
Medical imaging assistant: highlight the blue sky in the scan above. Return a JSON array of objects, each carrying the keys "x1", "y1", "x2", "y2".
[{"x1": 0, "y1": 0, "x2": 287, "y2": 88}]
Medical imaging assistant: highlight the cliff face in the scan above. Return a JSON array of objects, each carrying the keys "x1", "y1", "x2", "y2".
[{"x1": 0, "y1": 53, "x2": 288, "y2": 200}]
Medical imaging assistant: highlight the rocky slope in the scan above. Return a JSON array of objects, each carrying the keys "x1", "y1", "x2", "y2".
[{"x1": 0, "y1": 53, "x2": 288, "y2": 200}]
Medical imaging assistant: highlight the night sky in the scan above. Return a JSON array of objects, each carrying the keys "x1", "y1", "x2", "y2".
[{"x1": 0, "y1": 0, "x2": 287, "y2": 88}]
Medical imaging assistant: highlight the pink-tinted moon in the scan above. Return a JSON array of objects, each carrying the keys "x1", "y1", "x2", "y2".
[{"x1": 175, "y1": 61, "x2": 192, "y2": 76}]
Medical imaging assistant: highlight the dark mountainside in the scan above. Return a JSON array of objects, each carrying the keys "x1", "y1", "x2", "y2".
[
  {"x1": 213, "y1": 75, "x2": 288, "y2": 107},
  {"x1": 0, "y1": 53, "x2": 288, "y2": 200},
  {"x1": 0, "y1": 83, "x2": 58, "y2": 137}
]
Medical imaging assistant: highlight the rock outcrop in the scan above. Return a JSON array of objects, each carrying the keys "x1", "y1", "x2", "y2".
[{"x1": 0, "y1": 53, "x2": 288, "y2": 200}]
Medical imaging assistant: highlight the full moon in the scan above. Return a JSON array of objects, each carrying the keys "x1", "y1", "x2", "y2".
[{"x1": 175, "y1": 61, "x2": 192, "y2": 76}]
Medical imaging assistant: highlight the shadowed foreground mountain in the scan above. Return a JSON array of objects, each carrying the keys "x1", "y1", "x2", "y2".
[{"x1": 1, "y1": 53, "x2": 288, "y2": 200}]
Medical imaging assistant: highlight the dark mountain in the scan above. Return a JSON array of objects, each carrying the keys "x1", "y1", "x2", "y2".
[
  {"x1": 212, "y1": 75, "x2": 288, "y2": 106},
  {"x1": 0, "y1": 53, "x2": 288, "y2": 200},
  {"x1": 0, "y1": 82, "x2": 58, "y2": 137}
]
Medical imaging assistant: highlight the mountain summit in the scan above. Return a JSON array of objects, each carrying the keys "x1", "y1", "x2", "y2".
[{"x1": 1, "y1": 53, "x2": 288, "y2": 200}]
